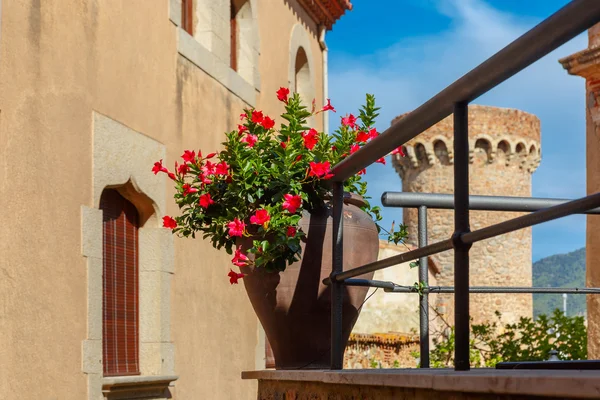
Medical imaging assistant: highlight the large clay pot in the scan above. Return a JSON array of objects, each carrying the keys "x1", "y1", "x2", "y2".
[{"x1": 240, "y1": 193, "x2": 379, "y2": 369}]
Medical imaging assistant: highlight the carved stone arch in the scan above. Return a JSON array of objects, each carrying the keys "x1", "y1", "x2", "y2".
[
  {"x1": 289, "y1": 24, "x2": 316, "y2": 104},
  {"x1": 496, "y1": 139, "x2": 511, "y2": 166},
  {"x1": 413, "y1": 141, "x2": 433, "y2": 166},
  {"x1": 432, "y1": 137, "x2": 451, "y2": 165},
  {"x1": 473, "y1": 137, "x2": 493, "y2": 164},
  {"x1": 515, "y1": 141, "x2": 527, "y2": 169},
  {"x1": 405, "y1": 146, "x2": 419, "y2": 168}
]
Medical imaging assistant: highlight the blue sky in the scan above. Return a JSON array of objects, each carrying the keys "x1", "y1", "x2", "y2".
[{"x1": 326, "y1": 0, "x2": 587, "y2": 262}]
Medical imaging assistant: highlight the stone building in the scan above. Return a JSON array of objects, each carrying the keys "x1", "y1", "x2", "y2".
[
  {"x1": 391, "y1": 105, "x2": 541, "y2": 326},
  {"x1": 560, "y1": 23, "x2": 600, "y2": 359},
  {"x1": 0, "y1": 1, "x2": 350, "y2": 399}
]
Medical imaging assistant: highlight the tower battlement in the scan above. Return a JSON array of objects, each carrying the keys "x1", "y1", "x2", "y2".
[{"x1": 392, "y1": 105, "x2": 541, "y2": 178}]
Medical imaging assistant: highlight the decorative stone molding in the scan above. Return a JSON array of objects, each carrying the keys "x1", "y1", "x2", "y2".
[
  {"x1": 296, "y1": 0, "x2": 352, "y2": 30},
  {"x1": 102, "y1": 375, "x2": 178, "y2": 400},
  {"x1": 82, "y1": 112, "x2": 176, "y2": 400},
  {"x1": 559, "y1": 45, "x2": 600, "y2": 77}
]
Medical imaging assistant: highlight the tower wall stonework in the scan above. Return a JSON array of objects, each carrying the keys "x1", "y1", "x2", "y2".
[{"x1": 391, "y1": 105, "x2": 540, "y2": 326}]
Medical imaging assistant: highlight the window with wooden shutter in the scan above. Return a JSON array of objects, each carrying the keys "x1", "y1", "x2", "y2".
[
  {"x1": 230, "y1": 1, "x2": 238, "y2": 71},
  {"x1": 182, "y1": 0, "x2": 194, "y2": 35},
  {"x1": 101, "y1": 189, "x2": 140, "y2": 377}
]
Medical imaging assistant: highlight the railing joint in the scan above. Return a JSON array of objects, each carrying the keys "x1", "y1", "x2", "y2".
[{"x1": 451, "y1": 231, "x2": 472, "y2": 251}]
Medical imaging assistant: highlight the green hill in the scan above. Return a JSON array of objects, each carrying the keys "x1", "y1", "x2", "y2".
[{"x1": 533, "y1": 247, "x2": 586, "y2": 318}]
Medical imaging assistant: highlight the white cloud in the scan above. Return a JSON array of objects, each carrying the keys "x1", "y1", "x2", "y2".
[{"x1": 328, "y1": 0, "x2": 588, "y2": 259}]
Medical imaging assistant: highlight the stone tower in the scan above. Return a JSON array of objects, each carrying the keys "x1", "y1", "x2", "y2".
[{"x1": 391, "y1": 105, "x2": 541, "y2": 326}]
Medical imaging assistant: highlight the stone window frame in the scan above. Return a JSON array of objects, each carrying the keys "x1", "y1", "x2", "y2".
[
  {"x1": 169, "y1": 0, "x2": 261, "y2": 107},
  {"x1": 288, "y1": 23, "x2": 316, "y2": 127},
  {"x1": 81, "y1": 112, "x2": 177, "y2": 400}
]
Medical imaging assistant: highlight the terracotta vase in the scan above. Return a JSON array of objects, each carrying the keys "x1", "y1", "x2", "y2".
[{"x1": 240, "y1": 193, "x2": 379, "y2": 369}]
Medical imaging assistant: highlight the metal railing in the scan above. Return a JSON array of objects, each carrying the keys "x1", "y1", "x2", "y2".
[{"x1": 325, "y1": 0, "x2": 600, "y2": 371}]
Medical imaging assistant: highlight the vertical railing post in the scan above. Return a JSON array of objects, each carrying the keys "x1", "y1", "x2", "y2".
[
  {"x1": 453, "y1": 102, "x2": 472, "y2": 371},
  {"x1": 418, "y1": 205, "x2": 430, "y2": 368},
  {"x1": 330, "y1": 181, "x2": 344, "y2": 369}
]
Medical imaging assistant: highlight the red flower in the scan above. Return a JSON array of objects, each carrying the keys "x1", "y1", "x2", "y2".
[
  {"x1": 215, "y1": 161, "x2": 229, "y2": 176},
  {"x1": 227, "y1": 218, "x2": 246, "y2": 237},
  {"x1": 302, "y1": 128, "x2": 319, "y2": 150},
  {"x1": 231, "y1": 247, "x2": 249, "y2": 267},
  {"x1": 177, "y1": 162, "x2": 189, "y2": 175},
  {"x1": 356, "y1": 131, "x2": 369, "y2": 143},
  {"x1": 295, "y1": 155, "x2": 303, "y2": 162},
  {"x1": 280, "y1": 141, "x2": 287, "y2": 149},
  {"x1": 250, "y1": 209, "x2": 270, "y2": 226},
  {"x1": 152, "y1": 159, "x2": 169, "y2": 175},
  {"x1": 308, "y1": 161, "x2": 334, "y2": 179},
  {"x1": 251, "y1": 110, "x2": 263, "y2": 124},
  {"x1": 261, "y1": 116, "x2": 275, "y2": 130},
  {"x1": 321, "y1": 99, "x2": 336, "y2": 112},
  {"x1": 182, "y1": 150, "x2": 196, "y2": 163},
  {"x1": 391, "y1": 146, "x2": 406, "y2": 157},
  {"x1": 369, "y1": 128, "x2": 379, "y2": 139},
  {"x1": 342, "y1": 113, "x2": 357, "y2": 128},
  {"x1": 276, "y1": 87, "x2": 289, "y2": 103},
  {"x1": 350, "y1": 144, "x2": 360, "y2": 154},
  {"x1": 238, "y1": 125, "x2": 248, "y2": 135},
  {"x1": 228, "y1": 269, "x2": 245, "y2": 284},
  {"x1": 240, "y1": 112, "x2": 247, "y2": 121},
  {"x1": 205, "y1": 152, "x2": 217, "y2": 159},
  {"x1": 286, "y1": 226, "x2": 297, "y2": 237},
  {"x1": 162, "y1": 216, "x2": 177, "y2": 229},
  {"x1": 198, "y1": 173, "x2": 212, "y2": 185},
  {"x1": 199, "y1": 193, "x2": 214, "y2": 208},
  {"x1": 357, "y1": 168, "x2": 366, "y2": 175},
  {"x1": 242, "y1": 134, "x2": 258, "y2": 148},
  {"x1": 375, "y1": 157, "x2": 386, "y2": 165},
  {"x1": 202, "y1": 161, "x2": 216, "y2": 175},
  {"x1": 182, "y1": 183, "x2": 199, "y2": 196},
  {"x1": 168, "y1": 172, "x2": 177, "y2": 181},
  {"x1": 282, "y1": 194, "x2": 302, "y2": 214}
]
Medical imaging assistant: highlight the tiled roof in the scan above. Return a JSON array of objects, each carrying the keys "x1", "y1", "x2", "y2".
[{"x1": 297, "y1": 0, "x2": 352, "y2": 30}]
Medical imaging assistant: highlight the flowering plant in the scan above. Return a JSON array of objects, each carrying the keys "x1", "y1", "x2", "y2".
[{"x1": 155, "y1": 89, "x2": 407, "y2": 283}]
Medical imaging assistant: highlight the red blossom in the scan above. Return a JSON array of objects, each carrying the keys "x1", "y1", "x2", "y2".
[
  {"x1": 280, "y1": 141, "x2": 287, "y2": 149},
  {"x1": 375, "y1": 157, "x2": 386, "y2": 165},
  {"x1": 261, "y1": 116, "x2": 275, "y2": 130},
  {"x1": 199, "y1": 193, "x2": 215, "y2": 208},
  {"x1": 227, "y1": 218, "x2": 246, "y2": 237},
  {"x1": 238, "y1": 125, "x2": 248, "y2": 135},
  {"x1": 250, "y1": 209, "x2": 270, "y2": 226},
  {"x1": 350, "y1": 144, "x2": 360, "y2": 154},
  {"x1": 286, "y1": 226, "x2": 297, "y2": 237},
  {"x1": 282, "y1": 194, "x2": 302, "y2": 214},
  {"x1": 215, "y1": 161, "x2": 229, "y2": 176},
  {"x1": 168, "y1": 172, "x2": 177, "y2": 181},
  {"x1": 177, "y1": 162, "x2": 189, "y2": 175},
  {"x1": 182, "y1": 150, "x2": 196, "y2": 163},
  {"x1": 276, "y1": 87, "x2": 289, "y2": 103},
  {"x1": 391, "y1": 146, "x2": 406, "y2": 157},
  {"x1": 182, "y1": 183, "x2": 199, "y2": 196},
  {"x1": 162, "y1": 216, "x2": 177, "y2": 229},
  {"x1": 302, "y1": 128, "x2": 319, "y2": 150},
  {"x1": 308, "y1": 161, "x2": 334, "y2": 179},
  {"x1": 240, "y1": 112, "x2": 247, "y2": 121},
  {"x1": 321, "y1": 99, "x2": 336, "y2": 112},
  {"x1": 357, "y1": 168, "x2": 366, "y2": 176},
  {"x1": 369, "y1": 128, "x2": 379, "y2": 139},
  {"x1": 355, "y1": 131, "x2": 369, "y2": 143},
  {"x1": 242, "y1": 134, "x2": 258, "y2": 148},
  {"x1": 205, "y1": 152, "x2": 217, "y2": 159},
  {"x1": 202, "y1": 161, "x2": 216, "y2": 175},
  {"x1": 342, "y1": 113, "x2": 357, "y2": 128},
  {"x1": 251, "y1": 110, "x2": 263, "y2": 124},
  {"x1": 198, "y1": 173, "x2": 212, "y2": 185},
  {"x1": 152, "y1": 159, "x2": 169, "y2": 175},
  {"x1": 228, "y1": 269, "x2": 245, "y2": 284},
  {"x1": 295, "y1": 155, "x2": 303, "y2": 162},
  {"x1": 231, "y1": 247, "x2": 249, "y2": 267}
]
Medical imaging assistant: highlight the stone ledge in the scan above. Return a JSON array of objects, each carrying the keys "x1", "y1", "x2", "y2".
[
  {"x1": 177, "y1": 28, "x2": 258, "y2": 107},
  {"x1": 102, "y1": 375, "x2": 178, "y2": 399},
  {"x1": 242, "y1": 369, "x2": 600, "y2": 399}
]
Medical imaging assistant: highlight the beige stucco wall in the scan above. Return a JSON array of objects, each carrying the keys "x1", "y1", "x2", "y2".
[{"x1": 0, "y1": 0, "x2": 324, "y2": 398}]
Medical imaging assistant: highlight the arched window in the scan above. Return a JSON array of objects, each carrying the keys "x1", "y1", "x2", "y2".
[
  {"x1": 100, "y1": 189, "x2": 140, "y2": 376},
  {"x1": 295, "y1": 47, "x2": 311, "y2": 106},
  {"x1": 230, "y1": 0, "x2": 257, "y2": 84}
]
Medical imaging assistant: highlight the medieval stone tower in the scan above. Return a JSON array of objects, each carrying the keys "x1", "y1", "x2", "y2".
[{"x1": 391, "y1": 105, "x2": 541, "y2": 326}]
